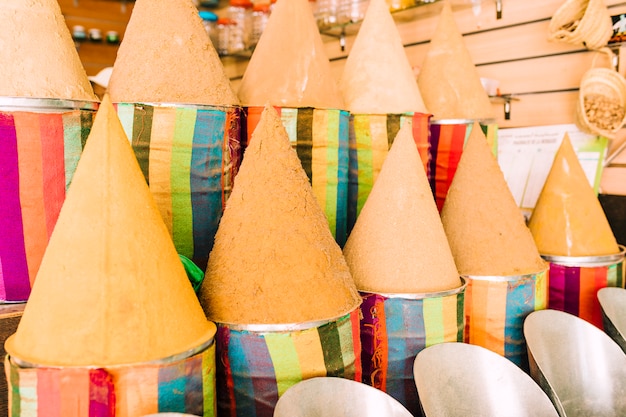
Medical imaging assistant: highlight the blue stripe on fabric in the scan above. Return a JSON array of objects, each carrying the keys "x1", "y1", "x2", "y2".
[
  {"x1": 401, "y1": 298, "x2": 425, "y2": 412},
  {"x1": 243, "y1": 333, "x2": 279, "y2": 417},
  {"x1": 504, "y1": 279, "x2": 534, "y2": 368},
  {"x1": 347, "y1": 115, "x2": 358, "y2": 235},
  {"x1": 184, "y1": 354, "x2": 204, "y2": 416},
  {"x1": 190, "y1": 109, "x2": 226, "y2": 261},
  {"x1": 158, "y1": 363, "x2": 187, "y2": 413},
  {"x1": 336, "y1": 110, "x2": 349, "y2": 247},
  {"x1": 228, "y1": 331, "x2": 257, "y2": 417},
  {"x1": 384, "y1": 298, "x2": 411, "y2": 406}
]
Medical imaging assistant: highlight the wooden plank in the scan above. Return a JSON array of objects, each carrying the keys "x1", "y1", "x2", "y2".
[
  {"x1": 490, "y1": 90, "x2": 579, "y2": 128},
  {"x1": 0, "y1": 304, "x2": 25, "y2": 417},
  {"x1": 601, "y1": 167, "x2": 626, "y2": 194},
  {"x1": 59, "y1": 0, "x2": 134, "y2": 23}
]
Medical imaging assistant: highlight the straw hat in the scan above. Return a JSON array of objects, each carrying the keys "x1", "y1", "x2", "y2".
[
  {"x1": 199, "y1": 105, "x2": 360, "y2": 324},
  {"x1": 237, "y1": 0, "x2": 344, "y2": 109},
  {"x1": 5, "y1": 95, "x2": 215, "y2": 367},
  {"x1": 528, "y1": 134, "x2": 619, "y2": 257},
  {"x1": 339, "y1": 0, "x2": 428, "y2": 114},
  {"x1": 0, "y1": 0, "x2": 96, "y2": 100},
  {"x1": 108, "y1": 0, "x2": 238, "y2": 105}
]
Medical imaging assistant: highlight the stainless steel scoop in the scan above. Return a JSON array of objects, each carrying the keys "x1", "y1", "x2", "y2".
[{"x1": 598, "y1": 286, "x2": 626, "y2": 353}]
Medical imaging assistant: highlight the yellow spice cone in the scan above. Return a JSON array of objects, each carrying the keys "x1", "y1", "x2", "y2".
[
  {"x1": 237, "y1": 0, "x2": 344, "y2": 109},
  {"x1": 5, "y1": 95, "x2": 215, "y2": 367},
  {"x1": 108, "y1": 0, "x2": 238, "y2": 105},
  {"x1": 199, "y1": 105, "x2": 361, "y2": 324},
  {"x1": 441, "y1": 122, "x2": 546, "y2": 276},
  {"x1": 417, "y1": 2, "x2": 494, "y2": 120},
  {"x1": 0, "y1": 0, "x2": 96, "y2": 100},
  {"x1": 339, "y1": 0, "x2": 428, "y2": 114},
  {"x1": 528, "y1": 134, "x2": 619, "y2": 256},
  {"x1": 343, "y1": 122, "x2": 460, "y2": 293}
]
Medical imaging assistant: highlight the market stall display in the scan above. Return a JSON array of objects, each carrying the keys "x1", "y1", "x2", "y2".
[
  {"x1": 4, "y1": 96, "x2": 217, "y2": 417},
  {"x1": 528, "y1": 135, "x2": 624, "y2": 328},
  {"x1": 441, "y1": 123, "x2": 548, "y2": 369},
  {"x1": 417, "y1": 2, "x2": 497, "y2": 210},
  {"x1": 198, "y1": 105, "x2": 362, "y2": 417},
  {"x1": 339, "y1": 0, "x2": 430, "y2": 232},
  {"x1": 237, "y1": 0, "x2": 350, "y2": 246},
  {"x1": 108, "y1": 0, "x2": 242, "y2": 270},
  {"x1": 343, "y1": 122, "x2": 464, "y2": 414},
  {"x1": 0, "y1": 0, "x2": 99, "y2": 303}
]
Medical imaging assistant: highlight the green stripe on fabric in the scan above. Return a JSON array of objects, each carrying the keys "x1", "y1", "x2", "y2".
[
  {"x1": 386, "y1": 114, "x2": 401, "y2": 149},
  {"x1": 325, "y1": 110, "x2": 339, "y2": 233},
  {"x1": 116, "y1": 103, "x2": 135, "y2": 143},
  {"x1": 264, "y1": 332, "x2": 303, "y2": 396},
  {"x1": 132, "y1": 104, "x2": 154, "y2": 183},
  {"x1": 318, "y1": 320, "x2": 344, "y2": 378},
  {"x1": 63, "y1": 111, "x2": 83, "y2": 190},
  {"x1": 336, "y1": 314, "x2": 356, "y2": 380},
  {"x1": 354, "y1": 116, "x2": 373, "y2": 218},
  {"x1": 203, "y1": 345, "x2": 216, "y2": 417},
  {"x1": 171, "y1": 107, "x2": 197, "y2": 258},
  {"x1": 9, "y1": 361, "x2": 20, "y2": 417},
  {"x1": 80, "y1": 110, "x2": 94, "y2": 150},
  {"x1": 296, "y1": 108, "x2": 314, "y2": 182},
  {"x1": 457, "y1": 290, "x2": 465, "y2": 342},
  {"x1": 423, "y1": 297, "x2": 445, "y2": 347}
]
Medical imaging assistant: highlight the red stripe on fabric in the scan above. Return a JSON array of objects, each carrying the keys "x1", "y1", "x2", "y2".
[
  {"x1": 89, "y1": 369, "x2": 115, "y2": 417},
  {"x1": 218, "y1": 326, "x2": 237, "y2": 417},
  {"x1": 444, "y1": 124, "x2": 467, "y2": 200},
  {"x1": 39, "y1": 114, "x2": 66, "y2": 239},
  {"x1": 37, "y1": 368, "x2": 62, "y2": 417},
  {"x1": 579, "y1": 267, "x2": 598, "y2": 326},
  {"x1": 350, "y1": 309, "x2": 362, "y2": 382},
  {"x1": 411, "y1": 113, "x2": 431, "y2": 176},
  {"x1": 434, "y1": 125, "x2": 453, "y2": 210}
]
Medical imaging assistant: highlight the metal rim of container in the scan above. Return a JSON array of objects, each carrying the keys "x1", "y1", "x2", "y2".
[
  {"x1": 462, "y1": 266, "x2": 549, "y2": 282},
  {"x1": 0, "y1": 96, "x2": 99, "y2": 111},
  {"x1": 361, "y1": 276, "x2": 467, "y2": 300},
  {"x1": 215, "y1": 307, "x2": 359, "y2": 332},
  {"x1": 9, "y1": 335, "x2": 215, "y2": 369},
  {"x1": 430, "y1": 118, "x2": 497, "y2": 125},
  {"x1": 540, "y1": 244, "x2": 626, "y2": 267},
  {"x1": 116, "y1": 101, "x2": 242, "y2": 111}
]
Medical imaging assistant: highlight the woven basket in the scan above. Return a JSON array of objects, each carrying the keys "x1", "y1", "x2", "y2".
[
  {"x1": 575, "y1": 49, "x2": 626, "y2": 138},
  {"x1": 549, "y1": 0, "x2": 613, "y2": 49}
]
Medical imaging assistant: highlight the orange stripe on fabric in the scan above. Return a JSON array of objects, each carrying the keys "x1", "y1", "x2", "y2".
[
  {"x1": 434, "y1": 125, "x2": 454, "y2": 208},
  {"x1": 466, "y1": 279, "x2": 487, "y2": 346},
  {"x1": 37, "y1": 368, "x2": 61, "y2": 417},
  {"x1": 110, "y1": 366, "x2": 159, "y2": 417},
  {"x1": 442, "y1": 293, "x2": 461, "y2": 341},
  {"x1": 578, "y1": 267, "x2": 597, "y2": 325},
  {"x1": 39, "y1": 114, "x2": 65, "y2": 240},
  {"x1": 291, "y1": 328, "x2": 327, "y2": 380},
  {"x1": 59, "y1": 368, "x2": 90, "y2": 417},
  {"x1": 148, "y1": 106, "x2": 176, "y2": 234},
  {"x1": 369, "y1": 115, "x2": 389, "y2": 184},
  {"x1": 411, "y1": 113, "x2": 430, "y2": 175},
  {"x1": 485, "y1": 281, "x2": 507, "y2": 356},
  {"x1": 13, "y1": 113, "x2": 48, "y2": 285},
  {"x1": 245, "y1": 106, "x2": 263, "y2": 147},
  {"x1": 593, "y1": 266, "x2": 609, "y2": 327}
]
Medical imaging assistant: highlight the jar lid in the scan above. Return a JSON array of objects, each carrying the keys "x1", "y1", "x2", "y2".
[{"x1": 199, "y1": 10, "x2": 218, "y2": 21}]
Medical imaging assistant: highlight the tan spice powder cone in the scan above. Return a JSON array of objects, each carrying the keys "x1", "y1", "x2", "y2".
[
  {"x1": 108, "y1": 0, "x2": 238, "y2": 105},
  {"x1": 339, "y1": 0, "x2": 428, "y2": 114},
  {"x1": 528, "y1": 134, "x2": 619, "y2": 257},
  {"x1": 417, "y1": 2, "x2": 494, "y2": 120},
  {"x1": 343, "y1": 122, "x2": 460, "y2": 293},
  {"x1": 5, "y1": 95, "x2": 215, "y2": 367},
  {"x1": 199, "y1": 105, "x2": 361, "y2": 324},
  {"x1": 441, "y1": 123, "x2": 546, "y2": 276},
  {"x1": 0, "y1": 0, "x2": 96, "y2": 100},
  {"x1": 237, "y1": 0, "x2": 344, "y2": 109}
]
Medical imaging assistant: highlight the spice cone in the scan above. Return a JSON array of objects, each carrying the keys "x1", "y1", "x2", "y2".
[
  {"x1": 0, "y1": 0, "x2": 96, "y2": 100},
  {"x1": 108, "y1": 0, "x2": 238, "y2": 105},
  {"x1": 237, "y1": 0, "x2": 344, "y2": 109},
  {"x1": 441, "y1": 122, "x2": 546, "y2": 276},
  {"x1": 344, "y1": 122, "x2": 460, "y2": 293},
  {"x1": 339, "y1": 0, "x2": 428, "y2": 114},
  {"x1": 528, "y1": 134, "x2": 619, "y2": 256},
  {"x1": 199, "y1": 105, "x2": 361, "y2": 324},
  {"x1": 417, "y1": 2, "x2": 494, "y2": 120},
  {"x1": 5, "y1": 95, "x2": 215, "y2": 367}
]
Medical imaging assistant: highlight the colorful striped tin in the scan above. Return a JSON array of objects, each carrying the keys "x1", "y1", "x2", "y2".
[
  {"x1": 0, "y1": 97, "x2": 98, "y2": 303},
  {"x1": 429, "y1": 119, "x2": 498, "y2": 211},
  {"x1": 215, "y1": 309, "x2": 361, "y2": 417},
  {"x1": 543, "y1": 246, "x2": 625, "y2": 329},
  {"x1": 359, "y1": 281, "x2": 466, "y2": 415},
  {"x1": 243, "y1": 106, "x2": 349, "y2": 247},
  {"x1": 347, "y1": 112, "x2": 430, "y2": 233},
  {"x1": 464, "y1": 269, "x2": 548, "y2": 369},
  {"x1": 115, "y1": 103, "x2": 242, "y2": 270},
  {"x1": 6, "y1": 338, "x2": 216, "y2": 417}
]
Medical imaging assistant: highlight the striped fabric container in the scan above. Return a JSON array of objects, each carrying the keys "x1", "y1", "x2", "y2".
[
  {"x1": 464, "y1": 269, "x2": 548, "y2": 370},
  {"x1": 215, "y1": 309, "x2": 361, "y2": 417},
  {"x1": 6, "y1": 339, "x2": 216, "y2": 417},
  {"x1": 244, "y1": 106, "x2": 349, "y2": 247},
  {"x1": 359, "y1": 281, "x2": 466, "y2": 415},
  {"x1": 429, "y1": 120, "x2": 498, "y2": 211},
  {"x1": 347, "y1": 112, "x2": 430, "y2": 233},
  {"x1": 543, "y1": 246, "x2": 625, "y2": 329},
  {"x1": 0, "y1": 98, "x2": 98, "y2": 302},
  {"x1": 115, "y1": 103, "x2": 242, "y2": 270}
]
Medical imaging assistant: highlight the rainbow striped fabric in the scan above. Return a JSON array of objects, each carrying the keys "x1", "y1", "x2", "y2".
[
  {"x1": 360, "y1": 289, "x2": 465, "y2": 415},
  {"x1": 0, "y1": 109, "x2": 95, "y2": 302},
  {"x1": 216, "y1": 310, "x2": 361, "y2": 417},
  {"x1": 115, "y1": 103, "x2": 242, "y2": 269},
  {"x1": 429, "y1": 122, "x2": 498, "y2": 211},
  {"x1": 347, "y1": 113, "x2": 430, "y2": 233},
  {"x1": 244, "y1": 106, "x2": 349, "y2": 247},
  {"x1": 548, "y1": 258, "x2": 624, "y2": 328},
  {"x1": 464, "y1": 270, "x2": 548, "y2": 369},
  {"x1": 6, "y1": 342, "x2": 216, "y2": 417}
]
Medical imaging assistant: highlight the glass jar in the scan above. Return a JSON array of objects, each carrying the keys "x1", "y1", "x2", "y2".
[
  {"x1": 228, "y1": 0, "x2": 253, "y2": 52},
  {"x1": 249, "y1": 2, "x2": 271, "y2": 49},
  {"x1": 217, "y1": 17, "x2": 234, "y2": 56},
  {"x1": 199, "y1": 10, "x2": 219, "y2": 49}
]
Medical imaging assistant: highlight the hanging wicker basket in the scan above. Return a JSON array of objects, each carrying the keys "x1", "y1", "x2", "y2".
[
  {"x1": 575, "y1": 49, "x2": 626, "y2": 139},
  {"x1": 549, "y1": 0, "x2": 613, "y2": 50}
]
